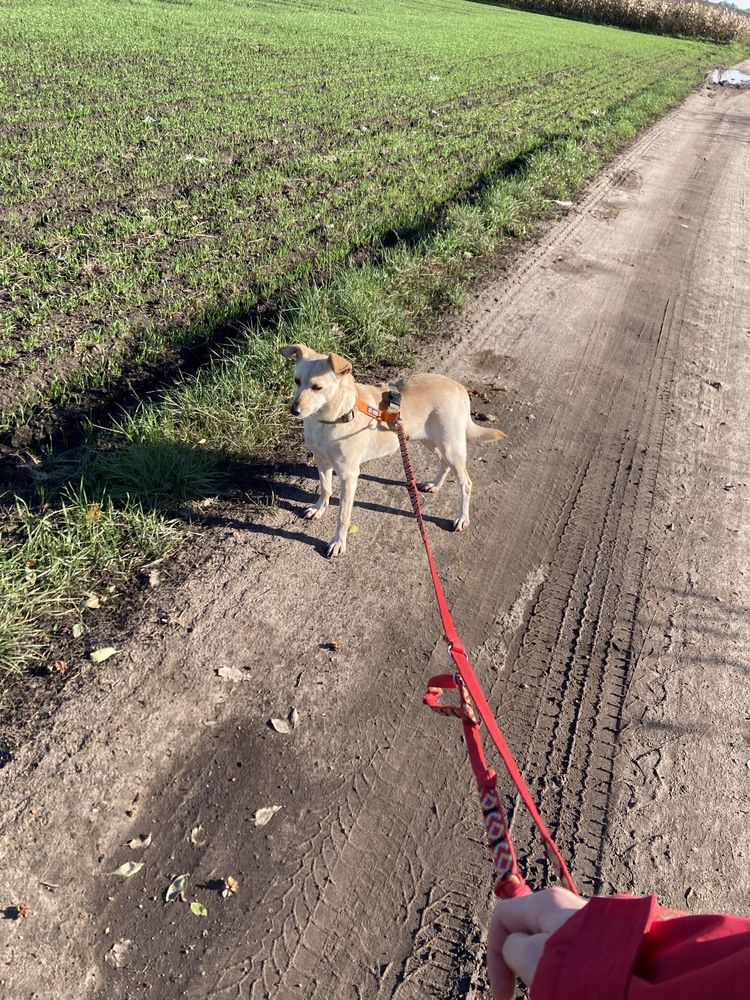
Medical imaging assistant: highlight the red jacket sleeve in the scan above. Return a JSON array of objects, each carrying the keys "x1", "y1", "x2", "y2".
[{"x1": 531, "y1": 895, "x2": 750, "y2": 1000}]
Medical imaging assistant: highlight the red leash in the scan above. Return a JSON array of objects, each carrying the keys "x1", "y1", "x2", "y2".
[{"x1": 394, "y1": 418, "x2": 577, "y2": 899}]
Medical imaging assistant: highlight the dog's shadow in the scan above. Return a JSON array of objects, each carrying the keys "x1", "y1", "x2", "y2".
[{"x1": 203, "y1": 465, "x2": 456, "y2": 555}]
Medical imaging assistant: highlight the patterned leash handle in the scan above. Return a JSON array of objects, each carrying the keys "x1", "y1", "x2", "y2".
[
  {"x1": 425, "y1": 674, "x2": 530, "y2": 899},
  {"x1": 395, "y1": 419, "x2": 577, "y2": 897}
]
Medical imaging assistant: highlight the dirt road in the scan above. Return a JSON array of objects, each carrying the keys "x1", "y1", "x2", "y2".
[{"x1": 2, "y1": 69, "x2": 749, "y2": 999}]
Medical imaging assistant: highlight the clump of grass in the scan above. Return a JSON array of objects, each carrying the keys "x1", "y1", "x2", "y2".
[{"x1": 0, "y1": 486, "x2": 180, "y2": 679}]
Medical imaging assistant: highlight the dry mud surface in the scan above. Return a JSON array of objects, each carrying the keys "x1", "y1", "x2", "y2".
[{"x1": 2, "y1": 70, "x2": 750, "y2": 998}]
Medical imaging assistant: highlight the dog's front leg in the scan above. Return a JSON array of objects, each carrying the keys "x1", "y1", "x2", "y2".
[
  {"x1": 327, "y1": 470, "x2": 359, "y2": 558},
  {"x1": 305, "y1": 465, "x2": 333, "y2": 520}
]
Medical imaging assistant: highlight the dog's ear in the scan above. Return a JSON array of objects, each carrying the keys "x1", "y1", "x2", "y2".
[
  {"x1": 279, "y1": 343, "x2": 310, "y2": 361},
  {"x1": 328, "y1": 352, "x2": 352, "y2": 376}
]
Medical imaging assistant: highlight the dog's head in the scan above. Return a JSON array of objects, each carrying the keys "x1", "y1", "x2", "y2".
[{"x1": 279, "y1": 343, "x2": 353, "y2": 419}]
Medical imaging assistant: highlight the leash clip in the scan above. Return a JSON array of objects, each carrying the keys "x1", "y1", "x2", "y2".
[{"x1": 423, "y1": 674, "x2": 477, "y2": 724}]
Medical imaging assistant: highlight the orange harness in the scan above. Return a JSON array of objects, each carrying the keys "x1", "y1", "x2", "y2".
[{"x1": 355, "y1": 386, "x2": 401, "y2": 425}]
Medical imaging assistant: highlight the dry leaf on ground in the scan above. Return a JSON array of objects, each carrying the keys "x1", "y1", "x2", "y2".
[
  {"x1": 109, "y1": 861, "x2": 143, "y2": 878},
  {"x1": 105, "y1": 938, "x2": 132, "y2": 968},
  {"x1": 90, "y1": 647, "x2": 117, "y2": 664},
  {"x1": 222, "y1": 876, "x2": 239, "y2": 898},
  {"x1": 127, "y1": 833, "x2": 152, "y2": 850},
  {"x1": 164, "y1": 873, "x2": 188, "y2": 903},
  {"x1": 253, "y1": 805, "x2": 281, "y2": 827}
]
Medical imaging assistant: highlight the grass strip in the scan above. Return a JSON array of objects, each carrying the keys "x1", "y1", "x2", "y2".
[{"x1": 0, "y1": 487, "x2": 180, "y2": 687}]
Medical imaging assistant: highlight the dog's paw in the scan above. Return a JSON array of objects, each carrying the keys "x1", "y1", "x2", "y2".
[
  {"x1": 327, "y1": 538, "x2": 347, "y2": 558},
  {"x1": 419, "y1": 481, "x2": 439, "y2": 494},
  {"x1": 304, "y1": 504, "x2": 327, "y2": 520},
  {"x1": 452, "y1": 516, "x2": 470, "y2": 532}
]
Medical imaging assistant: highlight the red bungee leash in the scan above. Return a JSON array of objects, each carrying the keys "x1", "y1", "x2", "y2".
[{"x1": 394, "y1": 416, "x2": 578, "y2": 899}]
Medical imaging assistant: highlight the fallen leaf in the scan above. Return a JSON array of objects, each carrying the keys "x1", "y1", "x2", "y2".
[
  {"x1": 84, "y1": 594, "x2": 101, "y2": 609},
  {"x1": 90, "y1": 647, "x2": 117, "y2": 664},
  {"x1": 190, "y1": 825, "x2": 206, "y2": 846},
  {"x1": 26, "y1": 559, "x2": 37, "y2": 569},
  {"x1": 347, "y1": 523, "x2": 359, "y2": 535},
  {"x1": 269, "y1": 718, "x2": 291, "y2": 734},
  {"x1": 52, "y1": 659, "x2": 68, "y2": 676},
  {"x1": 326, "y1": 639, "x2": 341, "y2": 652},
  {"x1": 253, "y1": 805, "x2": 281, "y2": 827},
  {"x1": 109, "y1": 861, "x2": 143, "y2": 878},
  {"x1": 289, "y1": 707, "x2": 300, "y2": 729},
  {"x1": 127, "y1": 833, "x2": 152, "y2": 850},
  {"x1": 148, "y1": 569, "x2": 161, "y2": 588},
  {"x1": 105, "y1": 938, "x2": 131, "y2": 968},
  {"x1": 222, "y1": 876, "x2": 239, "y2": 899},
  {"x1": 165, "y1": 873, "x2": 188, "y2": 903},
  {"x1": 87, "y1": 503, "x2": 102, "y2": 521},
  {"x1": 72, "y1": 622, "x2": 84, "y2": 639},
  {"x1": 11, "y1": 903, "x2": 28, "y2": 920},
  {"x1": 215, "y1": 666, "x2": 251, "y2": 681},
  {"x1": 190, "y1": 900, "x2": 208, "y2": 917}
]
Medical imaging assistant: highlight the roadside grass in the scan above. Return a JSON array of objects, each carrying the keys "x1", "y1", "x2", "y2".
[
  {"x1": 3, "y1": 0, "x2": 748, "y2": 687},
  {"x1": 0, "y1": 488, "x2": 180, "y2": 682}
]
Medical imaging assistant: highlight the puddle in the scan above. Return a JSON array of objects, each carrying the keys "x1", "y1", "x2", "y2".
[{"x1": 711, "y1": 68, "x2": 750, "y2": 87}]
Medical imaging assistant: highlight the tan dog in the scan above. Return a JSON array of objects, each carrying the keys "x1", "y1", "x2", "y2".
[{"x1": 280, "y1": 343, "x2": 506, "y2": 556}]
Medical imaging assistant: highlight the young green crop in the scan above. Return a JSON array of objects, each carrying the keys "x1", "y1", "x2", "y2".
[{"x1": 1, "y1": 0, "x2": 745, "y2": 420}]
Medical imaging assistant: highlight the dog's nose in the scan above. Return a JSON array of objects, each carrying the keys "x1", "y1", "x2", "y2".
[{"x1": 290, "y1": 402, "x2": 301, "y2": 416}]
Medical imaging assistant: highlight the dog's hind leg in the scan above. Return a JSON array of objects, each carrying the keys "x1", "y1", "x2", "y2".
[
  {"x1": 305, "y1": 465, "x2": 333, "y2": 520},
  {"x1": 419, "y1": 443, "x2": 449, "y2": 494},
  {"x1": 443, "y1": 442, "x2": 472, "y2": 531}
]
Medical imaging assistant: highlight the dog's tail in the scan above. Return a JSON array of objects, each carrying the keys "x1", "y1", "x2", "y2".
[{"x1": 467, "y1": 419, "x2": 507, "y2": 443}]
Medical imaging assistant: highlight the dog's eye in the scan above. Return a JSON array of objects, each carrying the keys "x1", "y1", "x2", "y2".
[
  {"x1": 294, "y1": 378, "x2": 300, "y2": 386},
  {"x1": 311, "y1": 384, "x2": 322, "y2": 391}
]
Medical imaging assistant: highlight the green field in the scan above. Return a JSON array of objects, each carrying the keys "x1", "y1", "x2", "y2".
[
  {"x1": 1, "y1": 0, "x2": 741, "y2": 420},
  {"x1": 1, "y1": 0, "x2": 746, "y2": 683}
]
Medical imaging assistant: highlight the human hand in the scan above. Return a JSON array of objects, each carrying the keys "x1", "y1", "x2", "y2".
[{"x1": 487, "y1": 887, "x2": 587, "y2": 999}]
